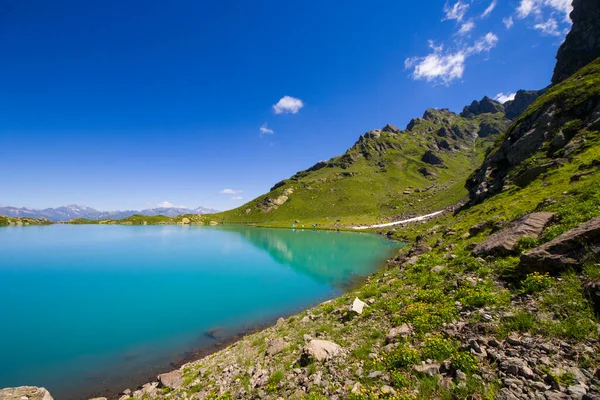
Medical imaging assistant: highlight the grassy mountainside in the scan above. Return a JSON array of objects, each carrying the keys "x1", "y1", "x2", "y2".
[
  {"x1": 214, "y1": 109, "x2": 510, "y2": 227},
  {"x1": 106, "y1": 58, "x2": 600, "y2": 400}
]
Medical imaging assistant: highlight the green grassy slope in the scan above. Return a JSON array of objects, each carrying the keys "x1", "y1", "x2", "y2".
[{"x1": 214, "y1": 109, "x2": 509, "y2": 227}]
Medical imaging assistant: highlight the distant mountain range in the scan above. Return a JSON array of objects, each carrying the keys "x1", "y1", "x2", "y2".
[{"x1": 0, "y1": 204, "x2": 219, "y2": 221}]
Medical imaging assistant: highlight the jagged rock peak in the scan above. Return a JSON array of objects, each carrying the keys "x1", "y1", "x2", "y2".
[
  {"x1": 460, "y1": 96, "x2": 505, "y2": 118},
  {"x1": 504, "y1": 89, "x2": 547, "y2": 120},
  {"x1": 381, "y1": 124, "x2": 399, "y2": 134},
  {"x1": 552, "y1": 0, "x2": 600, "y2": 84}
]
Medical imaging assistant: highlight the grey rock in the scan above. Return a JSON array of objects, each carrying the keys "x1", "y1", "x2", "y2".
[
  {"x1": 266, "y1": 338, "x2": 289, "y2": 356},
  {"x1": 302, "y1": 340, "x2": 342, "y2": 362},
  {"x1": 0, "y1": 387, "x2": 54, "y2": 400},
  {"x1": 413, "y1": 363, "x2": 441, "y2": 377},
  {"x1": 568, "y1": 384, "x2": 587, "y2": 400},
  {"x1": 472, "y1": 212, "x2": 555, "y2": 257},
  {"x1": 521, "y1": 216, "x2": 600, "y2": 274},
  {"x1": 158, "y1": 370, "x2": 184, "y2": 389},
  {"x1": 386, "y1": 324, "x2": 412, "y2": 342}
]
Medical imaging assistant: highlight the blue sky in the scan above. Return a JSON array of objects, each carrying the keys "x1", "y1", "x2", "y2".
[{"x1": 0, "y1": 0, "x2": 573, "y2": 211}]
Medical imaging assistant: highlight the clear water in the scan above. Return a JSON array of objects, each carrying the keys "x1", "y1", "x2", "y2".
[{"x1": 0, "y1": 225, "x2": 399, "y2": 398}]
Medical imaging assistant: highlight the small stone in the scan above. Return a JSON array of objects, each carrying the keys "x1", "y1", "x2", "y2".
[
  {"x1": 413, "y1": 363, "x2": 441, "y2": 377},
  {"x1": 431, "y1": 265, "x2": 446, "y2": 273},
  {"x1": 386, "y1": 324, "x2": 412, "y2": 341},
  {"x1": 380, "y1": 385, "x2": 397, "y2": 396},
  {"x1": 456, "y1": 370, "x2": 467, "y2": 381},
  {"x1": 349, "y1": 297, "x2": 367, "y2": 314},
  {"x1": 506, "y1": 335, "x2": 522, "y2": 346},
  {"x1": 367, "y1": 371, "x2": 383, "y2": 379}
]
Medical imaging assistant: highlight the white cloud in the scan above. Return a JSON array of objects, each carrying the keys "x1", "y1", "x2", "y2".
[
  {"x1": 405, "y1": 32, "x2": 499, "y2": 85},
  {"x1": 156, "y1": 201, "x2": 185, "y2": 208},
  {"x1": 259, "y1": 123, "x2": 274, "y2": 135},
  {"x1": 517, "y1": 0, "x2": 538, "y2": 18},
  {"x1": 481, "y1": 0, "x2": 497, "y2": 18},
  {"x1": 470, "y1": 32, "x2": 499, "y2": 53},
  {"x1": 443, "y1": 1, "x2": 469, "y2": 22},
  {"x1": 273, "y1": 96, "x2": 304, "y2": 114},
  {"x1": 458, "y1": 20, "x2": 475, "y2": 35},
  {"x1": 405, "y1": 47, "x2": 466, "y2": 85},
  {"x1": 220, "y1": 189, "x2": 243, "y2": 195},
  {"x1": 503, "y1": 16, "x2": 514, "y2": 29},
  {"x1": 231, "y1": 196, "x2": 243, "y2": 201},
  {"x1": 494, "y1": 92, "x2": 516, "y2": 103},
  {"x1": 516, "y1": 0, "x2": 572, "y2": 22},
  {"x1": 534, "y1": 18, "x2": 562, "y2": 36}
]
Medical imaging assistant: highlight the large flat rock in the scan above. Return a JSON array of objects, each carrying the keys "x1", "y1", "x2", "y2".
[
  {"x1": 472, "y1": 212, "x2": 555, "y2": 257},
  {"x1": 521, "y1": 216, "x2": 600, "y2": 274},
  {"x1": 0, "y1": 387, "x2": 53, "y2": 400}
]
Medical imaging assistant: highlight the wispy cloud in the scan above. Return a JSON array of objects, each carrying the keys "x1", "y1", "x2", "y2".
[
  {"x1": 503, "y1": 16, "x2": 514, "y2": 29},
  {"x1": 515, "y1": 0, "x2": 572, "y2": 36},
  {"x1": 405, "y1": 33, "x2": 498, "y2": 85},
  {"x1": 259, "y1": 123, "x2": 274, "y2": 135},
  {"x1": 231, "y1": 196, "x2": 243, "y2": 201},
  {"x1": 443, "y1": 1, "x2": 469, "y2": 22},
  {"x1": 481, "y1": 0, "x2": 497, "y2": 18},
  {"x1": 458, "y1": 20, "x2": 475, "y2": 35},
  {"x1": 220, "y1": 189, "x2": 243, "y2": 195},
  {"x1": 273, "y1": 96, "x2": 304, "y2": 114},
  {"x1": 534, "y1": 18, "x2": 562, "y2": 36},
  {"x1": 494, "y1": 92, "x2": 516, "y2": 103}
]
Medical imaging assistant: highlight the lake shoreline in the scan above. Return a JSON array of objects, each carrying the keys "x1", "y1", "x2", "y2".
[{"x1": 83, "y1": 273, "x2": 377, "y2": 400}]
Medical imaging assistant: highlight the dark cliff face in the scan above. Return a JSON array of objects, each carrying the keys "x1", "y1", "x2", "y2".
[
  {"x1": 504, "y1": 89, "x2": 547, "y2": 120},
  {"x1": 552, "y1": 0, "x2": 600, "y2": 84}
]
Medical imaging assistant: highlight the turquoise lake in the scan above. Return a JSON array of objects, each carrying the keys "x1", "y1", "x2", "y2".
[{"x1": 0, "y1": 225, "x2": 399, "y2": 399}]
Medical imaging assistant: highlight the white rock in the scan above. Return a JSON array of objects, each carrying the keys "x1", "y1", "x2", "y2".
[{"x1": 350, "y1": 297, "x2": 367, "y2": 314}]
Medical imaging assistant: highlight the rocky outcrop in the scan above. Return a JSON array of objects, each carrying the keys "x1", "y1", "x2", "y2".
[
  {"x1": 421, "y1": 150, "x2": 444, "y2": 166},
  {"x1": 472, "y1": 212, "x2": 555, "y2": 257},
  {"x1": 381, "y1": 124, "x2": 399, "y2": 134},
  {"x1": 460, "y1": 96, "x2": 505, "y2": 118},
  {"x1": 466, "y1": 81, "x2": 600, "y2": 203},
  {"x1": 504, "y1": 89, "x2": 546, "y2": 120},
  {"x1": 0, "y1": 387, "x2": 53, "y2": 400},
  {"x1": 552, "y1": 0, "x2": 600, "y2": 84},
  {"x1": 521, "y1": 216, "x2": 600, "y2": 274}
]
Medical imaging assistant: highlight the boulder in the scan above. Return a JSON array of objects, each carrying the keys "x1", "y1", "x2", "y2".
[
  {"x1": 421, "y1": 150, "x2": 444, "y2": 166},
  {"x1": 472, "y1": 212, "x2": 555, "y2": 257},
  {"x1": 266, "y1": 338, "x2": 289, "y2": 356},
  {"x1": 0, "y1": 387, "x2": 54, "y2": 400},
  {"x1": 157, "y1": 370, "x2": 184, "y2": 389},
  {"x1": 521, "y1": 216, "x2": 600, "y2": 274},
  {"x1": 302, "y1": 340, "x2": 342, "y2": 362},
  {"x1": 349, "y1": 297, "x2": 367, "y2": 315},
  {"x1": 181, "y1": 217, "x2": 190, "y2": 224}
]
